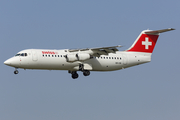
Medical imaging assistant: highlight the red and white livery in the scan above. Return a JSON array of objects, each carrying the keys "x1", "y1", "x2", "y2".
[{"x1": 4, "y1": 28, "x2": 175, "y2": 79}]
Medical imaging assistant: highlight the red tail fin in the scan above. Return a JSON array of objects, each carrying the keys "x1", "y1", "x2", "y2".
[
  {"x1": 127, "y1": 33, "x2": 159, "y2": 53},
  {"x1": 127, "y1": 28, "x2": 175, "y2": 53}
]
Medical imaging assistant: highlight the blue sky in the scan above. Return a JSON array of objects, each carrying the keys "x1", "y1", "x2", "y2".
[{"x1": 1, "y1": 0, "x2": 180, "y2": 120}]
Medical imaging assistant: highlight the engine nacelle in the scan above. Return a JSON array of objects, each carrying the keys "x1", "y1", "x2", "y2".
[
  {"x1": 76, "y1": 53, "x2": 91, "y2": 61},
  {"x1": 66, "y1": 54, "x2": 78, "y2": 62},
  {"x1": 65, "y1": 53, "x2": 91, "y2": 62}
]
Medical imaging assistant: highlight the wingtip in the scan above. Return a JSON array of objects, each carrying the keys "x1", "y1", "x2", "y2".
[{"x1": 117, "y1": 45, "x2": 123, "y2": 47}]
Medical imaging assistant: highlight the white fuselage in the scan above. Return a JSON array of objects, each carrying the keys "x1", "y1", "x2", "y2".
[{"x1": 5, "y1": 49, "x2": 151, "y2": 72}]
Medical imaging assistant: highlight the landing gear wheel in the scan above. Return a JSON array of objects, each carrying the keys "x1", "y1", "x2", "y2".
[
  {"x1": 72, "y1": 73, "x2": 79, "y2": 79},
  {"x1": 83, "y1": 70, "x2": 90, "y2": 76},
  {"x1": 14, "y1": 70, "x2": 19, "y2": 74}
]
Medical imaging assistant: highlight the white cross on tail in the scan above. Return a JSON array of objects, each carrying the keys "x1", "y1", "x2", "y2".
[{"x1": 142, "y1": 37, "x2": 152, "y2": 49}]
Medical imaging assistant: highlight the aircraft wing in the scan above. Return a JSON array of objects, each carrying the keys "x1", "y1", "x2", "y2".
[{"x1": 68, "y1": 45, "x2": 122, "y2": 56}]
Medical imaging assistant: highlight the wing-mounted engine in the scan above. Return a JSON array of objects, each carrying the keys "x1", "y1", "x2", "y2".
[
  {"x1": 76, "y1": 53, "x2": 92, "y2": 61},
  {"x1": 65, "y1": 53, "x2": 92, "y2": 62},
  {"x1": 65, "y1": 54, "x2": 78, "y2": 62}
]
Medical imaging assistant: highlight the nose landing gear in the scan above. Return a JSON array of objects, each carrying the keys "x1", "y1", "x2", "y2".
[{"x1": 14, "y1": 68, "x2": 19, "y2": 74}]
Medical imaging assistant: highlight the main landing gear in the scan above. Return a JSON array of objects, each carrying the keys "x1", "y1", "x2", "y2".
[
  {"x1": 69, "y1": 70, "x2": 91, "y2": 79},
  {"x1": 83, "y1": 70, "x2": 90, "y2": 76},
  {"x1": 69, "y1": 64, "x2": 91, "y2": 79},
  {"x1": 71, "y1": 71, "x2": 79, "y2": 79}
]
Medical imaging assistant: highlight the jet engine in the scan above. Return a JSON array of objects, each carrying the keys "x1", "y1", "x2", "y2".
[
  {"x1": 65, "y1": 53, "x2": 91, "y2": 62},
  {"x1": 76, "y1": 53, "x2": 91, "y2": 61},
  {"x1": 65, "y1": 54, "x2": 78, "y2": 62}
]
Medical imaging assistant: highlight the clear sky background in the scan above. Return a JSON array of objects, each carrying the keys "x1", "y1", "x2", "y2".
[{"x1": 0, "y1": 0, "x2": 179, "y2": 120}]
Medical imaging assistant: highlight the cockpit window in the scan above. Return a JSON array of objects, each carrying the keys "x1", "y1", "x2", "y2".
[
  {"x1": 15, "y1": 53, "x2": 28, "y2": 57},
  {"x1": 15, "y1": 54, "x2": 20, "y2": 56}
]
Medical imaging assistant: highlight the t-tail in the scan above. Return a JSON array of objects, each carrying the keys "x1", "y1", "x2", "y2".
[{"x1": 126, "y1": 28, "x2": 175, "y2": 53}]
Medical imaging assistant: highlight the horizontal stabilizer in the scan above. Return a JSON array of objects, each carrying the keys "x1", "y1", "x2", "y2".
[{"x1": 145, "y1": 28, "x2": 175, "y2": 34}]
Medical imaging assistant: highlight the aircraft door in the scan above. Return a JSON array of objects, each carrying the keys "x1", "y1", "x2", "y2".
[
  {"x1": 122, "y1": 54, "x2": 128, "y2": 65},
  {"x1": 32, "y1": 50, "x2": 38, "y2": 61}
]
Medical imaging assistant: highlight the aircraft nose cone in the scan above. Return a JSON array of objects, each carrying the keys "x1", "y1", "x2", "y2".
[
  {"x1": 4, "y1": 59, "x2": 11, "y2": 65},
  {"x1": 4, "y1": 57, "x2": 20, "y2": 67}
]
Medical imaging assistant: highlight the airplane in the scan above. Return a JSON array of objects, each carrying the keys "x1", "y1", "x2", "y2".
[{"x1": 4, "y1": 28, "x2": 175, "y2": 79}]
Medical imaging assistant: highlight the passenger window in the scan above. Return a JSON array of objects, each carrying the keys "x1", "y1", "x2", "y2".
[
  {"x1": 48, "y1": 55, "x2": 50, "y2": 57},
  {"x1": 52, "y1": 55, "x2": 54, "y2": 57},
  {"x1": 25, "y1": 53, "x2": 27, "y2": 56}
]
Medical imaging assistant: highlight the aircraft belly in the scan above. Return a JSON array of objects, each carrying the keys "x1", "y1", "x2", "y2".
[
  {"x1": 87, "y1": 59, "x2": 123, "y2": 71},
  {"x1": 29, "y1": 58, "x2": 79, "y2": 70}
]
